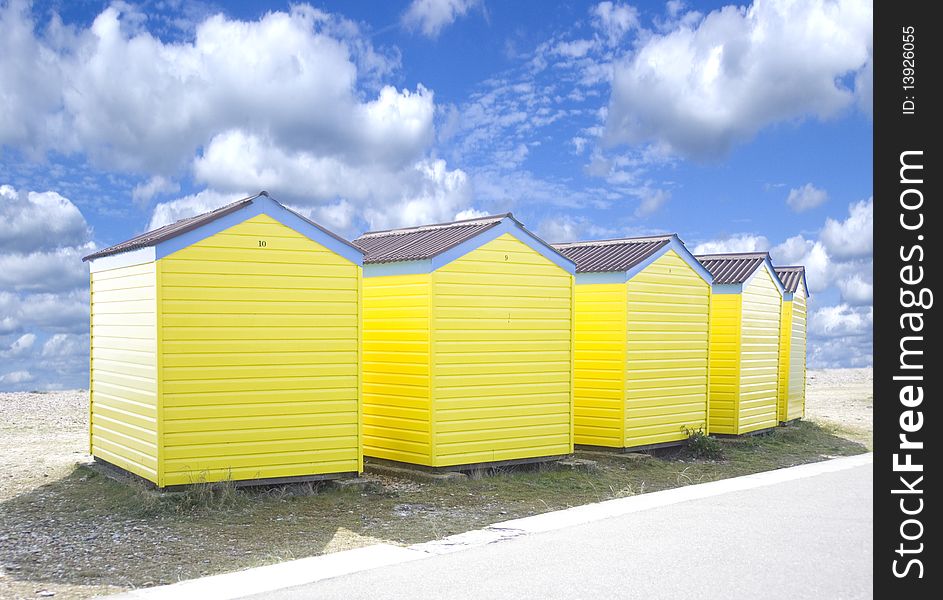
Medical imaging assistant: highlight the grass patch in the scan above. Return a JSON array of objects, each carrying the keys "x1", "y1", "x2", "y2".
[
  {"x1": 0, "y1": 420, "x2": 867, "y2": 597},
  {"x1": 682, "y1": 427, "x2": 725, "y2": 460}
]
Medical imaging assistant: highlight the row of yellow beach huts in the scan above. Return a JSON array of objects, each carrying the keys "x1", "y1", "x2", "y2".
[{"x1": 84, "y1": 192, "x2": 809, "y2": 487}]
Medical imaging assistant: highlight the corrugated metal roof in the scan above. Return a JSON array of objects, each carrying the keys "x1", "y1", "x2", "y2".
[
  {"x1": 774, "y1": 266, "x2": 806, "y2": 293},
  {"x1": 695, "y1": 252, "x2": 769, "y2": 284},
  {"x1": 83, "y1": 192, "x2": 362, "y2": 261},
  {"x1": 353, "y1": 214, "x2": 510, "y2": 264},
  {"x1": 552, "y1": 235, "x2": 673, "y2": 273}
]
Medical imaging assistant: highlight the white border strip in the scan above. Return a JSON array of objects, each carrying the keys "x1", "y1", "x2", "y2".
[
  {"x1": 111, "y1": 544, "x2": 427, "y2": 600},
  {"x1": 489, "y1": 453, "x2": 872, "y2": 534},
  {"x1": 106, "y1": 453, "x2": 871, "y2": 599}
]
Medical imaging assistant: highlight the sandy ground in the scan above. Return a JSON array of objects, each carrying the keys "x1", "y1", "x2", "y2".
[{"x1": 0, "y1": 369, "x2": 872, "y2": 599}]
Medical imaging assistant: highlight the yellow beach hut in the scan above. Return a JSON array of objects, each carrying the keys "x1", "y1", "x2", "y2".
[
  {"x1": 774, "y1": 266, "x2": 809, "y2": 423},
  {"x1": 83, "y1": 192, "x2": 365, "y2": 487},
  {"x1": 553, "y1": 235, "x2": 713, "y2": 451},
  {"x1": 354, "y1": 213, "x2": 576, "y2": 469},
  {"x1": 696, "y1": 252, "x2": 786, "y2": 436}
]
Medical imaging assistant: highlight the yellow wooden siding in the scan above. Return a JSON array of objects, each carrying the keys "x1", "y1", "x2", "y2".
[
  {"x1": 787, "y1": 288, "x2": 807, "y2": 420},
  {"x1": 707, "y1": 293, "x2": 741, "y2": 434},
  {"x1": 89, "y1": 261, "x2": 160, "y2": 483},
  {"x1": 432, "y1": 234, "x2": 574, "y2": 466},
  {"x1": 738, "y1": 268, "x2": 782, "y2": 434},
  {"x1": 157, "y1": 214, "x2": 361, "y2": 486},
  {"x1": 777, "y1": 300, "x2": 794, "y2": 422},
  {"x1": 572, "y1": 284, "x2": 626, "y2": 447},
  {"x1": 624, "y1": 250, "x2": 710, "y2": 447},
  {"x1": 361, "y1": 274, "x2": 433, "y2": 465}
]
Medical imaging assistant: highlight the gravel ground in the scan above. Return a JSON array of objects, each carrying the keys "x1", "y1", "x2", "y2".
[
  {"x1": 805, "y1": 368, "x2": 873, "y2": 440},
  {"x1": 0, "y1": 370, "x2": 872, "y2": 600},
  {"x1": 0, "y1": 391, "x2": 90, "y2": 503}
]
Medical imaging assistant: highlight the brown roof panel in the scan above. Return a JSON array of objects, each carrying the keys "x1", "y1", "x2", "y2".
[
  {"x1": 774, "y1": 266, "x2": 806, "y2": 293},
  {"x1": 83, "y1": 195, "x2": 256, "y2": 261},
  {"x1": 353, "y1": 214, "x2": 509, "y2": 264},
  {"x1": 695, "y1": 252, "x2": 769, "y2": 285},
  {"x1": 83, "y1": 191, "x2": 363, "y2": 262},
  {"x1": 552, "y1": 235, "x2": 673, "y2": 273}
]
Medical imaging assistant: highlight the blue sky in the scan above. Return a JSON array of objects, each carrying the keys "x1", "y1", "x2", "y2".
[{"x1": 0, "y1": 0, "x2": 873, "y2": 390}]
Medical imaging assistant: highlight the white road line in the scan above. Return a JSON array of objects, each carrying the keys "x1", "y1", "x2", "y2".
[{"x1": 106, "y1": 453, "x2": 872, "y2": 599}]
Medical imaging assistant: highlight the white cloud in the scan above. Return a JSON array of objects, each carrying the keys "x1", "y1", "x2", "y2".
[
  {"x1": 0, "y1": 289, "x2": 90, "y2": 334},
  {"x1": 454, "y1": 208, "x2": 489, "y2": 220},
  {"x1": 0, "y1": 370, "x2": 34, "y2": 385},
  {"x1": 809, "y1": 303, "x2": 872, "y2": 338},
  {"x1": 821, "y1": 197, "x2": 872, "y2": 259},
  {"x1": 571, "y1": 136, "x2": 589, "y2": 154},
  {"x1": 0, "y1": 245, "x2": 91, "y2": 293},
  {"x1": 1, "y1": 333, "x2": 36, "y2": 358},
  {"x1": 148, "y1": 189, "x2": 248, "y2": 230},
  {"x1": 837, "y1": 274, "x2": 872, "y2": 305},
  {"x1": 591, "y1": 2, "x2": 640, "y2": 45},
  {"x1": 786, "y1": 183, "x2": 828, "y2": 212},
  {"x1": 666, "y1": 1, "x2": 687, "y2": 18},
  {"x1": 855, "y1": 52, "x2": 873, "y2": 115},
  {"x1": 1, "y1": 4, "x2": 418, "y2": 179},
  {"x1": 808, "y1": 334, "x2": 872, "y2": 368},
  {"x1": 360, "y1": 159, "x2": 472, "y2": 230},
  {"x1": 0, "y1": 2, "x2": 64, "y2": 156},
  {"x1": 0, "y1": 182, "x2": 92, "y2": 387},
  {"x1": 634, "y1": 188, "x2": 670, "y2": 218},
  {"x1": 554, "y1": 39, "x2": 596, "y2": 59},
  {"x1": 402, "y1": 0, "x2": 480, "y2": 38},
  {"x1": 536, "y1": 214, "x2": 618, "y2": 244},
  {"x1": 131, "y1": 175, "x2": 180, "y2": 205},
  {"x1": 0, "y1": 184, "x2": 90, "y2": 253},
  {"x1": 605, "y1": 0, "x2": 872, "y2": 158},
  {"x1": 692, "y1": 233, "x2": 770, "y2": 255},
  {"x1": 305, "y1": 201, "x2": 357, "y2": 235},
  {"x1": 769, "y1": 235, "x2": 830, "y2": 293},
  {"x1": 41, "y1": 332, "x2": 88, "y2": 359}
]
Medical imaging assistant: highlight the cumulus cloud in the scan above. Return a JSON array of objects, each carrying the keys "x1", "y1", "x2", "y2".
[
  {"x1": 297, "y1": 201, "x2": 358, "y2": 236},
  {"x1": 402, "y1": 0, "x2": 480, "y2": 38},
  {"x1": 2, "y1": 2, "x2": 468, "y2": 229},
  {"x1": 809, "y1": 303, "x2": 872, "y2": 338},
  {"x1": 454, "y1": 208, "x2": 490, "y2": 220},
  {"x1": 536, "y1": 214, "x2": 619, "y2": 244},
  {"x1": 809, "y1": 334, "x2": 872, "y2": 368},
  {"x1": 837, "y1": 273, "x2": 873, "y2": 305},
  {"x1": 591, "y1": 2, "x2": 640, "y2": 45},
  {"x1": 769, "y1": 235, "x2": 830, "y2": 293},
  {"x1": 605, "y1": 0, "x2": 872, "y2": 158},
  {"x1": 0, "y1": 245, "x2": 92, "y2": 293},
  {"x1": 147, "y1": 189, "x2": 248, "y2": 230},
  {"x1": 0, "y1": 2, "x2": 64, "y2": 156},
  {"x1": 0, "y1": 184, "x2": 90, "y2": 253},
  {"x1": 786, "y1": 183, "x2": 828, "y2": 212},
  {"x1": 0, "y1": 289, "x2": 90, "y2": 334},
  {"x1": 1, "y1": 333, "x2": 36, "y2": 358},
  {"x1": 634, "y1": 188, "x2": 670, "y2": 218},
  {"x1": 360, "y1": 159, "x2": 473, "y2": 230},
  {"x1": 0, "y1": 184, "x2": 91, "y2": 390},
  {"x1": 692, "y1": 233, "x2": 770, "y2": 255},
  {"x1": 0, "y1": 370, "x2": 34, "y2": 385},
  {"x1": 131, "y1": 175, "x2": 180, "y2": 205},
  {"x1": 821, "y1": 197, "x2": 872, "y2": 259},
  {"x1": 2, "y1": 5, "x2": 409, "y2": 173},
  {"x1": 39, "y1": 333, "x2": 91, "y2": 378}
]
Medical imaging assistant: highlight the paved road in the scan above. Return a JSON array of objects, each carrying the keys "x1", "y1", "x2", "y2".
[{"x1": 249, "y1": 462, "x2": 872, "y2": 600}]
